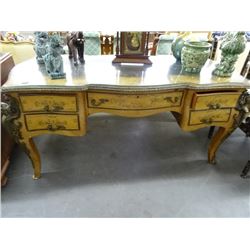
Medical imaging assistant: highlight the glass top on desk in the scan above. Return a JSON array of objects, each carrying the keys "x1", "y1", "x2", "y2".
[{"x1": 2, "y1": 55, "x2": 250, "y2": 91}]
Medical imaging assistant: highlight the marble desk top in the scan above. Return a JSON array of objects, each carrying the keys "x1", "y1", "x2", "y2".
[{"x1": 2, "y1": 55, "x2": 250, "y2": 92}]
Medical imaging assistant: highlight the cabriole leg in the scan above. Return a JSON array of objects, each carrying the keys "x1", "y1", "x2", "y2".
[
  {"x1": 20, "y1": 138, "x2": 41, "y2": 179},
  {"x1": 208, "y1": 126, "x2": 236, "y2": 164}
]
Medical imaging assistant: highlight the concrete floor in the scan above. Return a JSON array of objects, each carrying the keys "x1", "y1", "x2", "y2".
[{"x1": 1, "y1": 113, "x2": 250, "y2": 217}]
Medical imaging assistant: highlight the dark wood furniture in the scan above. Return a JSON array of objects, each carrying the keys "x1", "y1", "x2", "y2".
[
  {"x1": 1, "y1": 53, "x2": 15, "y2": 186},
  {"x1": 209, "y1": 38, "x2": 218, "y2": 60},
  {"x1": 150, "y1": 33, "x2": 162, "y2": 56},
  {"x1": 241, "y1": 50, "x2": 250, "y2": 79},
  {"x1": 100, "y1": 34, "x2": 114, "y2": 55}
]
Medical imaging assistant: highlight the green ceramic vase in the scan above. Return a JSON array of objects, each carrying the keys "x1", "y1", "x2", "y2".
[
  {"x1": 171, "y1": 32, "x2": 191, "y2": 61},
  {"x1": 181, "y1": 41, "x2": 212, "y2": 73}
]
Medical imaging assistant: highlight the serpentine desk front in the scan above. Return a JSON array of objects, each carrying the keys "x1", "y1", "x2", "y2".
[{"x1": 1, "y1": 55, "x2": 250, "y2": 179}]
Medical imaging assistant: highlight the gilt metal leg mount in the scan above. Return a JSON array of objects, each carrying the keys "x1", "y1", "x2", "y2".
[
  {"x1": 238, "y1": 91, "x2": 250, "y2": 178},
  {"x1": 1, "y1": 95, "x2": 41, "y2": 180}
]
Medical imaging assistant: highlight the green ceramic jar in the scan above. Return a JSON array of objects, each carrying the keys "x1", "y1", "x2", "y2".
[
  {"x1": 171, "y1": 32, "x2": 191, "y2": 61},
  {"x1": 181, "y1": 41, "x2": 212, "y2": 73}
]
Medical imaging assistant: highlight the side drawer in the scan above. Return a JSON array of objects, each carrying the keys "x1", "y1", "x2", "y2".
[
  {"x1": 88, "y1": 91, "x2": 184, "y2": 110},
  {"x1": 191, "y1": 92, "x2": 240, "y2": 110},
  {"x1": 19, "y1": 94, "x2": 78, "y2": 112},
  {"x1": 25, "y1": 114, "x2": 80, "y2": 131},
  {"x1": 189, "y1": 109, "x2": 231, "y2": 125}
]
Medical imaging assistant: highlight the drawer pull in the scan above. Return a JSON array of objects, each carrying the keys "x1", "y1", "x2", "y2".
[
  {"x1": 164, "y1": 96, "x2": 179, "y2": 104},
  {"x1": 90, "y1": 98, "x2": 109, "y2": 107},
  {"x1": 43, "y1": 105, "x2": 64, "y2": 112},
  {"x1": 200, "y1": 118, "x2": 213, "y2": 124},
  {"x1": 47, "y1": 124, "x2": 66, "y2": 131},
  {"x1": 207, "y1": 103, "x2": 221, "y2": 109}
]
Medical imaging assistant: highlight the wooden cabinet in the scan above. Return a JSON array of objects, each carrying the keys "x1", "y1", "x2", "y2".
[{"x1": 1, "y1": 53, "x2": 15, "y2": 186}]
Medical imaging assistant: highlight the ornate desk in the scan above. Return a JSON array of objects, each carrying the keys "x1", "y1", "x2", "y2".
[{"x1": 1, "y1": 55, "x2": 250, "y2": 179}]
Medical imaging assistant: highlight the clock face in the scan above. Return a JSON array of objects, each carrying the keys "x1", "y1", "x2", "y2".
[
  {"x1": 125, "y1": 32, "x2": 141, "y2": 52},
  {"x1": 121, "y1": 32, "x2": 146, "y2": 55}
]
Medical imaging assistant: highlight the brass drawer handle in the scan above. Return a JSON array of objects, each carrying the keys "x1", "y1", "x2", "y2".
[
  {"x1": 164, "y1": 96, "x2": 179, "y2": 104},
  {"x1": 43, "y1": 105, "x2": 64, "y2": 112},
  {"x1": 90, "y1": 98, "x2": 109, "y2": 107},
  {"x1": 47, "y1": 124, "x2": 66, "y2": 131},
  {"x1": 207, "y1": 103, "x2": 221, "y2": 109},
  {"x1": 200, "y1": 118, "x2": 213, "y2": 124}
]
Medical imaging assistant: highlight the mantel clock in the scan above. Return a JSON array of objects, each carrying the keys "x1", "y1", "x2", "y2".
[{"x1": 112, "y1": 32, "x2": 152, "y2": 65}]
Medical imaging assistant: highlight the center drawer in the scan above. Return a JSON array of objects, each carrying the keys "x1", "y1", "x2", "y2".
[
  {"x1": 87, "y1": 91, "x2": 183, "y2": 110},
  {"x1": 24, "y1": 114, "x2": 80, "y2": 131},
  {"x1": 19, "y1": 94, "x2": 78, "y2": 112},
  {"x1": 191, "y1": 92, "x2": 240, "y2": 110}
]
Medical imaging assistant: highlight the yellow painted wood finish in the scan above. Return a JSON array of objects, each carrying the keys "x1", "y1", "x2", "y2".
[
  {"x1": 191, "y1": 92, "x2": 240, "y2": 110},
  {"x1": 177, "y1": 89, "x2": 241, "y2": 132},
  {"x1": 88, "y1": 91, "x2": 184, "y2": 110},
  {"x1": 4, "y1": 88, "x2": 244, "y2": 180},
  {"x1": 188, "y1": 109, "x2": 231, "y2": 125},
  {"x1": 208, "y1": 121, "x2": 239, "y2": 164},
  {"x1": 24, "y1": 114, "x2": 80, "y2": 131},
  {"x1": 19, "y1": 94, "x2": 78, "y2": 112},
  {"x1": 5, "y1": 92, "x2": 88, "y2": 179},
  {"x1": 21, "y1": 138, "x2": 41, "y2": 179},
  {"x1": 16, "y1": 92, "x2": 87, "y2": 138}
]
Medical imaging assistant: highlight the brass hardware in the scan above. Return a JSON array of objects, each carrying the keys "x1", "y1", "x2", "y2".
[
  {"x1": 90, "y1": 98, "x2": 109, "y2": 107},
  {"x1": 164, "y1": 96, "x2": 179, "y2": 104},
  {"x1": 207, "y1": 103, "x2": 221, "y2": 109},
  {"x1": 237, "y1": 90, "x2": 250, "y2": 124},
  {"x1": 47, "y1": 124, "x2": 66, "y2": 131},
  {"x1": 43, "y1": 105, "x2": 50, "y2": 112},
  {"x1": 53, "y1": 105, "x2": 64, "y2": 112},
  {"x1": 200, "y1": 118, "x2": 213, "y2": 124},
  {"x1": 43, "y1": 105, "x2": 64, "y2": 112}
]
